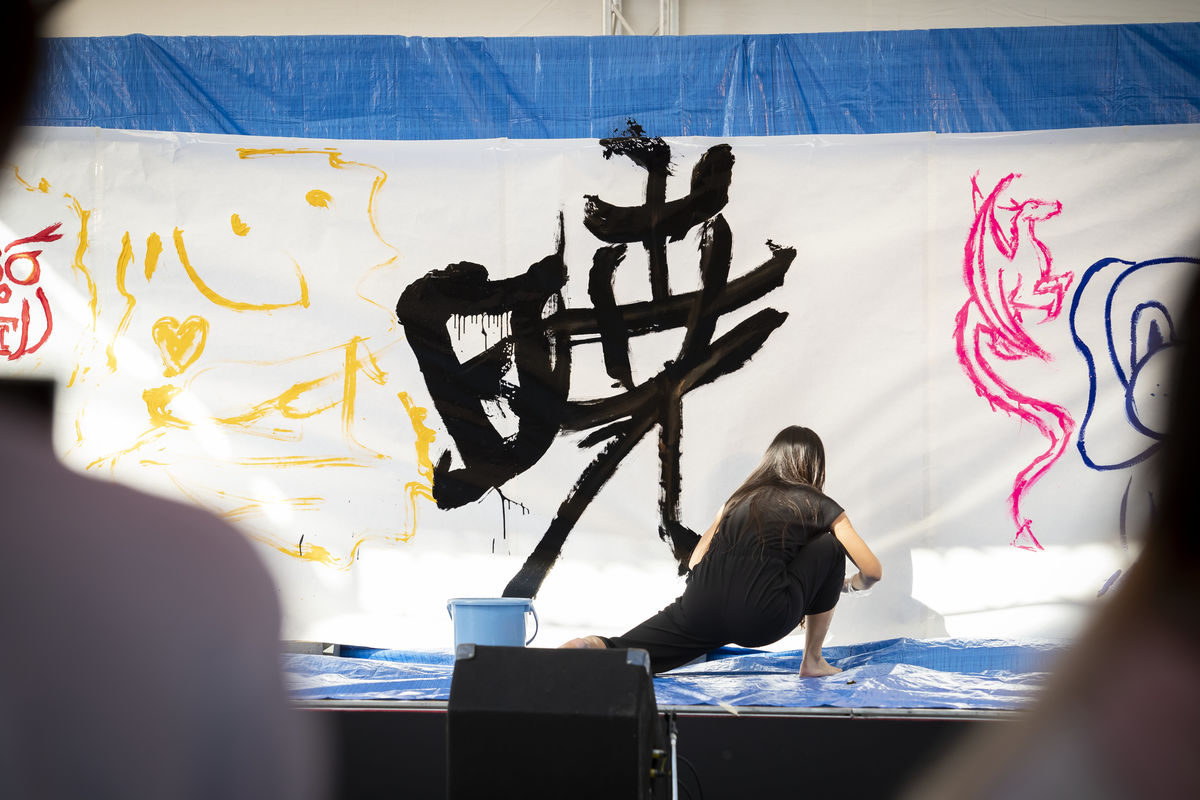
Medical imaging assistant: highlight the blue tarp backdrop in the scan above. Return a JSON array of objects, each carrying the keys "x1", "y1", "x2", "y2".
[{"x1": 29, "y1": 23, "x2": 1200, "y2": 140}]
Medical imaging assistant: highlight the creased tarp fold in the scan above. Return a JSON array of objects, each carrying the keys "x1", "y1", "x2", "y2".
[{"x1": 286, "y1": 637, "x2": 1062, "y2": 709}]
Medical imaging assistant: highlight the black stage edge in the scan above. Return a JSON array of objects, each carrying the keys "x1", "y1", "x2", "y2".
[{"x1": 306, "y1": 702, "x2": 1011, "y2": 799}]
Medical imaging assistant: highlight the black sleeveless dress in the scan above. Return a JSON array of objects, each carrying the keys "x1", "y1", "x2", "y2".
[{"x1": 603, "y1": 485, "x2": 846, "y2": 673}]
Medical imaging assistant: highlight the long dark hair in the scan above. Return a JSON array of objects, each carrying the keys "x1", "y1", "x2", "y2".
[{"x1": 720, "y1": 426, "x2": 827, "y2": 548}]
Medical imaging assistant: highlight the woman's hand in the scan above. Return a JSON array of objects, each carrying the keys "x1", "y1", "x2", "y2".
[{"x1": 843, "y1": 572, "x2": 874, "y2": 594}]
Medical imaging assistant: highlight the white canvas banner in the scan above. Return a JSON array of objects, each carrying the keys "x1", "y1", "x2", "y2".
[{"x1": 2, "y1": 124, "x2": 1197, "y2": 648}]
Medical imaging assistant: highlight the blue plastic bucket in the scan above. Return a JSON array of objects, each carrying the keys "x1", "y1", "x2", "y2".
[{"x1": 447, "y1": 597, "x2": 538, "y2": 648}]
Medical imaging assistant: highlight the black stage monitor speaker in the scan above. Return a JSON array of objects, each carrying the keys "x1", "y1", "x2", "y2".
[{"x1": 447, "y1": 645, "x2": 666, "y2": 800}]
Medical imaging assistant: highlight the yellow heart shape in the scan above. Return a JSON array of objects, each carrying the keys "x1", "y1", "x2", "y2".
[{"x1": 152, "y1": 315, "x2": 209, "y2": 377}]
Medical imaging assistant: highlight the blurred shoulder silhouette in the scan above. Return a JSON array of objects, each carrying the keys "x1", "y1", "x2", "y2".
[
  {"x1": 0, "y1": 381, "x2": 328, "y2": 799},
  {"x1": 0, "y1": 3, "x2": 328, "y2": 797}
]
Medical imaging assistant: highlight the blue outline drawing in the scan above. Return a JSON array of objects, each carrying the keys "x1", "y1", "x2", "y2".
[
  {"x1": 1069, "y1": 255, "x2": 1198, "y2": 593},
  {"x1": 1069, "y1": 256, "x2": 1199, "y2": 470}
]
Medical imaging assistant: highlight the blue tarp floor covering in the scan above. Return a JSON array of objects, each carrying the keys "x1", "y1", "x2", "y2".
[{"x1": 285, "y1": 637, "x2": 1063, "y2": 711}]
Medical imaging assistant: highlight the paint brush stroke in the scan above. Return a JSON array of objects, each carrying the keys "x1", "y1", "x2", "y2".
[
  {"x1": 1068, "y1": 256, "x2": 1200, "y2": 471},
  {"x1": 588, "y1": 243, "x2": 634, "y2": 389},
  {"x1": 953, "y1": 172, "x2": 1075, "y2": 551},
  {"x1": 395, "y1": 214, "x2": 570, "y2": 510},
  {"x1": 398, "y1": 127, "x2": 795, "y2": 598},
  {"x1": 0, "y1": 221, "x2": 62, "y2": 361},
  {"x1": 583, "y1": 144, "x2": 734, "y2": 245}
]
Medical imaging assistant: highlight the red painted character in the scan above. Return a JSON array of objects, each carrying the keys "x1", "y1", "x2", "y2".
[{"x1": 0, "y1": 222, "x2": 61, "y2": 360}]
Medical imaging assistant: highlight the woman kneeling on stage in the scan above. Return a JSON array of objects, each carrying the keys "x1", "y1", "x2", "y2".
[{"x1": 562, "y1": 425, "x2": 882, "y2": 675}]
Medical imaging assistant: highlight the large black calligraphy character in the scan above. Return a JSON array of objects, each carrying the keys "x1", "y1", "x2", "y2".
[{"x1": 396, "y1": 122, "x2": 795, "y2": 598}]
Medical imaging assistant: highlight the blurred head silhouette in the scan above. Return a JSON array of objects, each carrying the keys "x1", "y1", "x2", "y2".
[{"x1": 0, "y1": 1, "x2": 60, "y2": 157}]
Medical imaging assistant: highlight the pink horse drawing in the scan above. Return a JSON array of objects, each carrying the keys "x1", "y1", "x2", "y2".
[{"x1": 953, "y1": 172, "x2": 1075, "y2": 551}]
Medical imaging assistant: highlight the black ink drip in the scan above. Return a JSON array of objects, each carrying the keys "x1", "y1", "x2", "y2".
[{"x1": 493, "y1": 488, "x2": 532, "y2": 554}]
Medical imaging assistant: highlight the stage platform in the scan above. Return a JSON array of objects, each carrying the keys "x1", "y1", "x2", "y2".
[{"x1": 288, "y1": 638, "x2": 1058, "y2": 798}]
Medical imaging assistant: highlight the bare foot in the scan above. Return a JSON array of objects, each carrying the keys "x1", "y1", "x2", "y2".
[
  {"x1": 559, "y1": 635, "x2": 607, "y2": 649},
  {"x1": 799, "y1": 658, "x2": 842, "y2": 677}
]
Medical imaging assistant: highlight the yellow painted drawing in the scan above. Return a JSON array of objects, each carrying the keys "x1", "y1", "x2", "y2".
[
  {"x1": 1, "y1": 142, "x2": 437, "y2": 570},
  {"x1": 151, "y1": 315, "x2": 209, "y2": 377}
]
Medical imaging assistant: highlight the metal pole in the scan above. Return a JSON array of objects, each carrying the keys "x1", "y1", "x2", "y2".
[
  {"x1": 605, "y1": 0, "x2": 679, "y2": 35},
  {"x1": 602, "y1": 0, "x2": 636, "y2": 35},
  {"x1": 669, "y1": 712, "x2": 679, "y2": 800},
  {"x1": 660, "y1": 0, "x2": 679, "y2": 35}
]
